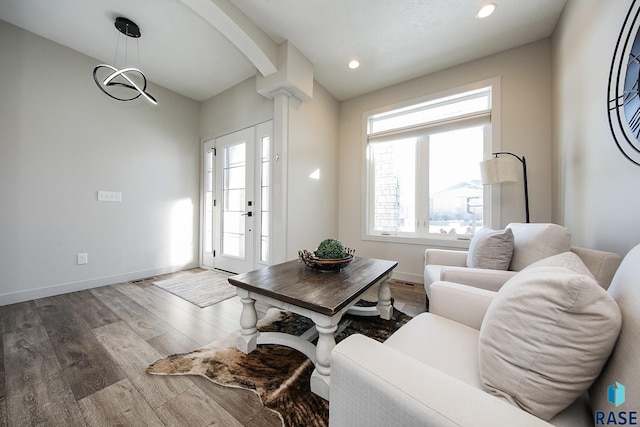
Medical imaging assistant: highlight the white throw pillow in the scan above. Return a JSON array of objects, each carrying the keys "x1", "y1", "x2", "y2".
[
  {"x1": 507, "y1": 223, "x2": 571, "y2": 271},
  {"x1": 466, "y1": 228, "x2": 514, "y2": 270},
  {"x1": 523, "y1": 251, "x2": 595, "y2": 280},
  {"x1": 479, "y1": 266, "x2": 622, "y2": 420}
]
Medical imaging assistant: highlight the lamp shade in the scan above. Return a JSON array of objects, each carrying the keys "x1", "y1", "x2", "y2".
[{"x1": 480, "y1": 156, "x2": 519, "y2": 185}]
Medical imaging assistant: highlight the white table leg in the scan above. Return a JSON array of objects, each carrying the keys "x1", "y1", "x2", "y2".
[
  {"x1": 310, "y1": 319, "x2": 337, "y2": 400},
  {"x1": 376, "y1": 275, "x2": 393, "y2": 320},
  {"x1": 236, "y1": 289, "x2": 259, "y2": 354}
]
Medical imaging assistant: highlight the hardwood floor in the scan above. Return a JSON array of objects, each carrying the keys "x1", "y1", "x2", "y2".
[{"x1": 0, "y1": 271, "x2": 426, "y2": 426}]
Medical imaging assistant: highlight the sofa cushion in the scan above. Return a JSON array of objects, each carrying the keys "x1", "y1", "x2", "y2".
[
  {"x1": 466, "y1": 228, "x2": 514, "y2": 270},
  {"x1": 506, "y1": 223, "x2": 571, "y2": 271},
  {"x1": 478, "y1": 265, "x2": 622, "y2": 421},
  {"x1": 523, "y1": 251, "x2": 595, "y2": 279},
  {"x1": 385, "y1": 313, "x2": 483, "y2": 389}
]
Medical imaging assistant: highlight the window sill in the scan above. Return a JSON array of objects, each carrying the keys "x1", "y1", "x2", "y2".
[{"x1": 362, "y1": 233, "x2": 472, "y2": 249}]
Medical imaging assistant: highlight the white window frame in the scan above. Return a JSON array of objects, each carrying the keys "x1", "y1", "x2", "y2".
[{"x1": 361, "y1": 78, "x2": 502, "y2": 248}]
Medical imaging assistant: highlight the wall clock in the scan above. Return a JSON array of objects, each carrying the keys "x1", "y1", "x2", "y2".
[{"x1": 608, "y1": 0, "x2": 640, "y2": 166}]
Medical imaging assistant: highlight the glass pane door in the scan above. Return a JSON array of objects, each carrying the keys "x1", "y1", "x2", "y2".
[
  {"x1": 201, "y1": 140, "x2": 215, "y2": 267},
  {"x1": 214, "y1": 127, "x2": 255, "y2": 273},
  {"x1": 222, "y1": 142, "x2": 246, "y2": 258}
]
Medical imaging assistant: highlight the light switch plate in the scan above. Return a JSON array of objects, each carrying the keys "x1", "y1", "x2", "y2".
[{"x1": 97, "y1": 190, "x2": 122, "y2": 202}]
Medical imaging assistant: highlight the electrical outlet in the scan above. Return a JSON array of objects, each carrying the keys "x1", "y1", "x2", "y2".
[
  {"x1": 77, "y1": 253, "x2": 88, "y2": 265},
  {"x1": 97, "y1": 191, "x2": 122, "y2": 202}
]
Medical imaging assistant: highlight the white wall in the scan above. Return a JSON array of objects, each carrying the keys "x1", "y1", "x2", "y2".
[
  {"x1": 200, "y1": 76, "x2": 273, "y2": 141},
  {"x1": 338, "y1": 40, "x2": 553, "y2": 283},
  {"x1": 0, "y1": 21, "x2": 201, "y2": 304},
  {"x1": 552, "y1": 0, "x2": 640, "y2": 256}
]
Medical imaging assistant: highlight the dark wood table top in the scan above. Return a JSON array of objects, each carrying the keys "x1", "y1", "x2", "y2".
[{"x1": 228, "y1": 257, "x2": 398, "y2": 316}]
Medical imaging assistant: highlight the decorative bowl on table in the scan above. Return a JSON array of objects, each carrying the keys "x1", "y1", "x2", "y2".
[{"x1": 298, "y1": 248, "x2": 355, "y2": 271}]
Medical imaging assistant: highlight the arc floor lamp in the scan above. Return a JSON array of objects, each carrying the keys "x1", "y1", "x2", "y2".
[{"x1": 480, "y1": 152, "x2": 530, "y2": 223}]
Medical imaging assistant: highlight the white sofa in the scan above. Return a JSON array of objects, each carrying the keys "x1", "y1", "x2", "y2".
[
  {"x1": 424, "y1": 223, "x2": 622, "y2": 303},
  {"x1": 329, "y1": 244, "x2": 640, "y2": 426}
]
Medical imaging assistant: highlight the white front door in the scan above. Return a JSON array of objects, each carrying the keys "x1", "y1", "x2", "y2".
[
  {"x1": 202, "y1": 122, "x2": 273, "y2": 274},
  {"x1": 215, "y1": 127, "x2": 255, "y2": 273}
]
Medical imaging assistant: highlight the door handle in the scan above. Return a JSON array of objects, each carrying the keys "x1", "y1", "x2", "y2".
[{"x1": 241, "y1": 211, "x2": 253, "y2": 217}]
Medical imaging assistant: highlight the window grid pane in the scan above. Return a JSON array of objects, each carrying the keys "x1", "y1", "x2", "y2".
[
  {"x1": 260, "y1": 136, "x2": 270, "y2": 263},
  {"x1": 204, "y1": 151, "x2": 214, "y2": 254},
  {"x1": 222, "y1": 143, "x2": 246, "y2": 259},
  {"x1": 369, "y1": 88, "x2": 491, "y2": 134},
  {"x1": 428, "y1": 127, "x2": 484, "y2": 235},
  {"x1": 371, "y1": 139, "x2": 416, "y2": 233}
]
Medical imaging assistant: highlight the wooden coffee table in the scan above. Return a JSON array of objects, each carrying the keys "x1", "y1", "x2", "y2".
[{"x1": 228, "y1": 257, "x2": 397, "y2": 400}]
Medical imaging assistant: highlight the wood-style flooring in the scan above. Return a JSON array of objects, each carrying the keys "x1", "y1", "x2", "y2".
[{"x1": 0, "y1": 271, "x2": 426, "y2": 426}]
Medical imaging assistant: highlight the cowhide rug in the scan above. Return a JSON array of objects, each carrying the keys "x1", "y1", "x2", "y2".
[{"x1": 146, "y1": 302, "x2": 412, "y2": 427}]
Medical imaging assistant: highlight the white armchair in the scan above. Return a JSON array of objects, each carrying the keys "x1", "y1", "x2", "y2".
[
  {"x1": 424, "y1": 223, "x2": 622, "y2": 305},
  {"x1": 330, "y1": 244, "x2": 640, "y2": 427}
]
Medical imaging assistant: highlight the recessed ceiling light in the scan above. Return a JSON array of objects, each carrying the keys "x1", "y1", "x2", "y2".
[
  {"x1": 477, "y1": 3, "x2": 497, "y2": 19},
  {"x1": 348, "y1": 59, "x2": 360, "y2": 69}
]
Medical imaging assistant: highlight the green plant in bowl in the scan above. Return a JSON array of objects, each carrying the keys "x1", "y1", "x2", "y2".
[{"x1": 315, "y1": 238, "x2": 347, "y2": 259}]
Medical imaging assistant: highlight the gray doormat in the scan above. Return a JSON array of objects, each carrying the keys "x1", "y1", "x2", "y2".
[{"x1": 152, "y1": 269, "x2": 236, "y2": 308}]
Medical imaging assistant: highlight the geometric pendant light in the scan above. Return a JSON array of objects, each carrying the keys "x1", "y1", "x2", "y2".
[{"x1": 93, "y1": 17, "x2": 158, "y2": 105}]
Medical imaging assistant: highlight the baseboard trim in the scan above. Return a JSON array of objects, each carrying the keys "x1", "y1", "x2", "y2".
[
  {"x1": 0, "y1": 263, "x2": 197, "y2": 306},
  {"x1": 391, "y1": 271, "x2": 423, "y2": 285}
]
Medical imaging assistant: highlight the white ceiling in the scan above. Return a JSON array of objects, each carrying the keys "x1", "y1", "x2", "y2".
[{"x1": 0, "y1": 0, "x2": 567, "y2": 102}]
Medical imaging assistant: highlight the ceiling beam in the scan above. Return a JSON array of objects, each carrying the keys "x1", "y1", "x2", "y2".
[
  {"x1": 257, "y1": 41, "x2": 313, "y2": 101},
  {"x1": 180, "y1": 0, "x2": 278, "y2": 76}
]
